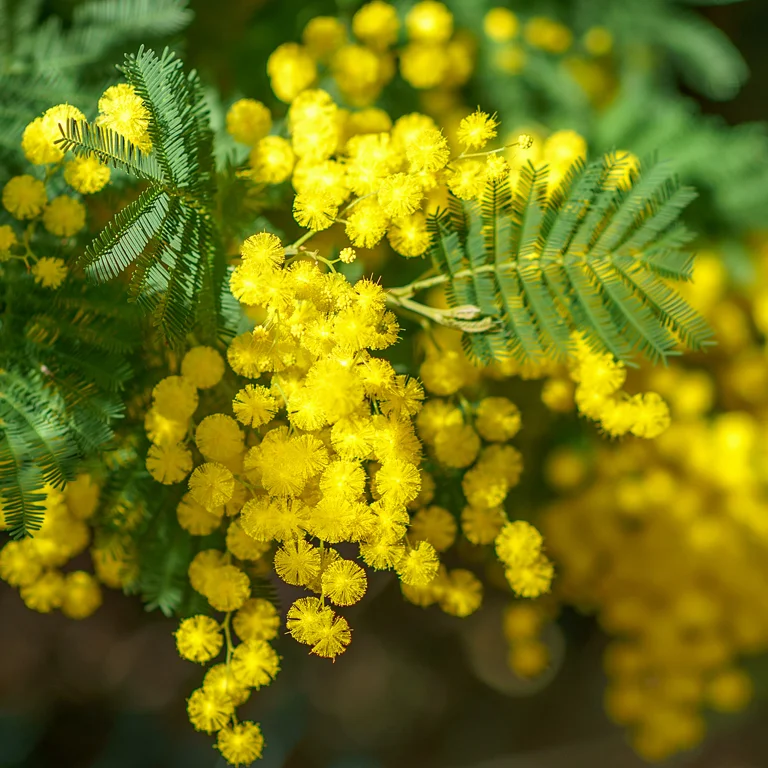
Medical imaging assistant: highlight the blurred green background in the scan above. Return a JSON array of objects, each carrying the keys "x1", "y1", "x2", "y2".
[{"x1": 2, "y1": 1, "x2": 768, "y2": 766}]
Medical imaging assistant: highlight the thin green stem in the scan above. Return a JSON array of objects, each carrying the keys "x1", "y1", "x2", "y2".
[
  {"x1": 284, "y1": 229, "x2": 317, "y2": 255},
  {"x1": 386, "y1": 293, "x2": 494, "y2": 333}
]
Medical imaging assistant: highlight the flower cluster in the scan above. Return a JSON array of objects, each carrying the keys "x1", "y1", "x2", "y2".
[
  {"x1": 480, "y1": 7, "x2": 616, "y2": 107},
  {"x1": 503, "y1": 600, "x2": 553, "y2": 678},
  {"x1": 131, "y1": 221, "x2": 555, "y2": 763},
  {"x1": 568, "y1": 336, "x2": 671, "y2": 439},
  {"x1": 0, "y1": 86, "x2": 146, "y2": 287},
  {"x1": 536, "y1": 240, "x2": 768, "y2": 762},
  {"x1": 0, "y1": 476, "x2": 102, "y2": 619},
  {"x1": 544, "y1": 418, "x2": 761, "y2": 761},
  {"x1": 264, "y1": 1, "x2": 472, "y2": 107},
  {"x1": 229, "y1": 86, "x2": 533, "y2": 260}
]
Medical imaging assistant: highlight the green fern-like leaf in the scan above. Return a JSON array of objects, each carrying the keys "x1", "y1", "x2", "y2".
[
  {"x1": 57, "y1": 119, "x2": 164, "y2": 182},
  {"x1": 425, "y1": 155, "x2": 713, "y2": 366},
  {"x1": 0, "y1": 370, "x2": 83, "y2": 537},
  {"x1": 62, "y1": 46, "x2": 224, "y2": 346}
]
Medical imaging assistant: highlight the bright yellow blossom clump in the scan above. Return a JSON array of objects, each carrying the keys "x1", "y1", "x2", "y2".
[
  {"x1": 22, "y1": 104, "x2": 86, "y2": 165},
  {"x1": 96, "y1": 83, "x2": 152, "y2": 151},
  {"x1": 63, "y1": 155, "x2": 111, "y2": 194},
  {"x1": 226, "y1": 98, "x2": 272, "y2": 146},
  {"x1": 2, "y1": 175, "x2": 47, "y2": 219},
  {"x1": 0, "y1": 8, "x2": 730, "y2": 767},
  {"x1": 42, "y1": 196, "x2": 86, "y2": 237},
  {"x1": 32, "y1": 257, "x2": 68, "y2": 289}
]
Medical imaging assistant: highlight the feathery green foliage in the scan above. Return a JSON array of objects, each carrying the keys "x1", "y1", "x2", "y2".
[
  {"x1": 0, "y1": 267, "x2": 141, "y2": 538},
  {"x1": 57, "y1": 46, "x2": 225, "y2": 347},
  {"x1": 424, "y1": 154, "x2": 713, "y2": 366},
  {"x1": 0, "y1": 0, "x2": 191, "y2": 167}
]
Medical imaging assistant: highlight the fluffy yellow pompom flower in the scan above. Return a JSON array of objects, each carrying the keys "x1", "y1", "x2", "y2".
[
  {"x1": 186, "y1": 688, "x2": 233, "y2": 733},
  {"x1": 181, "y1": 346, "x2": 225, "y2": 389},
  {"x1": 303, "y1": 16, "x2": 347, "y2": 60},
  {"x1": 321, "y1": 558, "x2": 368, "y2": 606},
  {"x1": 461, "y1": 505, "x2": 507, "y2": 545},
  {"x1": 446, "y1": 160, "x2": 486, "y2": 200},
  {"x1": 146, "y1": 442, "x2": 193, "y2": 484},
  {"x1": 410, "y1": 505, "x2": 457, "y2": 551},
  {"x1": 233, "y1": 384, "x2": 278, "y2": 427},
  {"x1": 406, "y1": 0, "x2": 454, "y2": 43},
  {"x1": 176, "y1": 494, "x2": 224, "y2": 536},
  {"x1": 188, "y1": 549, "x2": 226, "y2": 595},
  {"x1": 416, "y1": 399, "x2": 463, "y2": 444},
  {"x1": 42, "y1": 196, "x2": 86, "y2": 237},
  {"x1": 311, "y1": 612, "x2": 352, "y2": 659},
  {"x1": 583, "y1": 26, "x2": 613, "y2": 56},
  {"x1": 405, "y1": 127, "x2": 450, "y2": 173},
  {"x1": 189, "y1": 462, "x2": 235, "y2": 510},
  {"x1": 267, "y1": 42, "x2": 317, "y2": 102},
  {"x1": 495, "y1": 520, "x2": 542, "y2": 568},
  {"x1": 484, "y1": 153, "x2": 509, "y2": 180},
  {"x1": 543, "y1": 129, "x2": 586, "y2": 186},
  {"x1": 144, "y1": 407, "x2": 187, "y2": 447},
  {"x1": 196, "y1": 414, "x2": 244, "y2": 463},
  {"x1": 332, "y1": 44, "x2": 383, "y2": 106},
  {"x1": 96, "y1": 83, "x2": 152, "y2": 151},
  {"x1": 31, "y1": 257, "x2": 68, "y2": 289},
  {"x1": 230, "y1": 639, "x2": 280, "y2": 688},
  {"x1": 456, "y1": 109, "x2": 499, "y2": 150},
  {"x1": 629, "y1": 392, "x2": 671, "y2": 439},
  {"x1": 505, "y1": 554, "x2": 554, "y2": 598},
  {"x1": 0, "y1": 541, "x2": 42, "y2": 587},
  {"x1": 61, "y1": 571, "x2": 102, "y2": 619},
  {"x1": 396, "y1": 541, "x2": 440, "y2": 586},
  {"x1": 377, "y1": 173, "x2": 423, "y2": 218},
  {"x1": 226, "y1": 520, "x2": 270, "y2": 561},
  {"x1": 376, "y1": 460, "x2": 422, "y2": 504},
  {"x1": 152, "y1": 375, "x2": 198, "y2": 422},
  {"x1": 439, "y1": 568, "x2": 483, "y2": 617},
  {"x1": 475, "y1": 397, "x2": 521, "y2": 442},
  {"x1": 434, "y1": 423, "x2": 480, "y2": 468},
  {"x1": 289, "y1": 88, "x2": 338, "y2": 131},
  {"x1": 217, "y1": 721, "x2": 265, "y2": 766},
  {"x1": 286, "y1": 597, "x2": 333, "y2": 644},
  {"x1": 63, "y1": 155, "x2": 111, "y2": 194},
  {"x1": 21, "y1": 570, "x2": 65, "y2": 613},
  {"x1": 249, "y1": 136, "x2": 295, "y2": 183},
  {"x1": 226, "y1": 98, "x2": 272, "y2": 146},
  {"x1": 352, "y1": 0, "x2": 400, "y2": 51},
  {"x1": 707, "y1": 668, "x2": 752, "y2": 712},
  {"x1": 274, "y1": 538, "x2": 321, "y2": 586},
  {"x1": 203, "y1": 664, "x2": 250, "y2": 707},
  {"x1": 484, "y1": 8, "x2": 519, "y2": 42},
  {"x1": 400, "y1": 44, "x2": 449, "y2": 89},
  {"x1": 3, "y1": 175, "x2": 47, "y2": 219},
  {"x1": 207, "y1": 564, "x2": 251, "y2": 612},
  {"x1": 175, "y1": 615, "x2": 224, "y2": 663},
  {"x1": 22, "y1": 104, "x2": 86, "y2": 165},
  {"x1": 233, "y1": 598, "x2": 280, "y2": 643},
  {"x1": 388, "y1": 212, "x2": 430, "y2": 257},
  {"x1": 345, "y1": 198, "x2": 389, "y2": 248},
  {"x1": 241, "y1": 231, "x2": 285, "y2": 270},
  {"x1": 293, "y1": 191, "x2": 338, "y2": 231},
  {"x1": 320, "y1": 459, "x2": 366, "y2": 500}
]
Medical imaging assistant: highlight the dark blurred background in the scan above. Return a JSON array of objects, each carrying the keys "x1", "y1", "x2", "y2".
[{"x1": 2, "y1": 1, "x2": 768, "y2": 767}]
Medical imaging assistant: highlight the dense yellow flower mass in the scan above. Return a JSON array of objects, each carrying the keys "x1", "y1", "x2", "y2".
[
  {"x1": 136, "y1": 211, "x2": 551, "y2": 757},
  {"x1": 0, "y1": 2, "x2": 745, "y2": 765}
]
